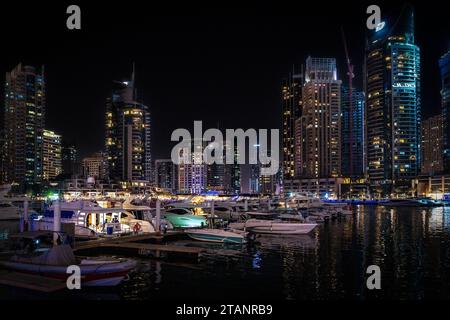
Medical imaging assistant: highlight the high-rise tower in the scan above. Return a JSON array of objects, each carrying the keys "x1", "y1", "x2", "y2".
[
  {"x1": 3, "y1": 63, "x2": 46, "y2": 189},
  {"x1": 105, "y1": 66, "x2": 151, "y2": 185},
  {"x1": 365, "y1": 6, "x2": 421, "y2": 195}
]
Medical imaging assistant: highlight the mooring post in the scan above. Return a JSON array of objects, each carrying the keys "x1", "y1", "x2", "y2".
[
  {"x1": 155, "y1": 199, "x2": 161, "y2": 234},
  {"x1": 53, "y1": 199, "x2": 61, "y2": 246},
  {"x1": 23, "y1": 199, "x2": 29, "y2": 232}
]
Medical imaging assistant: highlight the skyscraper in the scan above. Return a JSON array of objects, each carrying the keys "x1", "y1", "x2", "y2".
[
  {"x1": 421, "y1": 114, "x2": 443, "y2": 176},
  {"x1": 297, "y1": 57, "x2": 342, "y2": 178},
  {"x1": 282, "y1": 68, "x2": 303, "y2": 180},
  {"x1": 62, "y1": 143, "x2": 79, "y2": 178},
  {"x1": 177, "y1": 140, "x2": 207, "y2": 194},
  {"x1": 3, "y1": 63, "x2": 45, "y2": 189},
  {"x1": 105, "y1": 67, "x2": 151, "y2": 185},
  {"x1": 82, "y1": 152, "x2": 107, "y2": 180},
  {"x1": 440, "y1": 49, "x2": 450, "y2": 172},
  {"x1": 341, "y1": 86, "x2": 365, "y2": 177},
  {"x1": 42, "y1": 129, "x2": 62, "y2": 181},
  {"x1": 365, "y1": 6, "x2": 421, "y2": 195},
  {"x1": 207, "y1": 163, "x2": 229, "y2": 193},
  {"x1": 155, "y1": 159, "x2": 177, "y2": 193}
]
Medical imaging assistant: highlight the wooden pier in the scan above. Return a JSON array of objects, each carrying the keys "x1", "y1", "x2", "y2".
[
  {"x1": 74, "y1": 231, "x2": 204, "y2": 260},
  {"x1": 0, "y1": 271, "x2": 66, "y2": 293}
]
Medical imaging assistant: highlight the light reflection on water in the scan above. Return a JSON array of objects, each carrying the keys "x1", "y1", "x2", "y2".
[{"x1": 1, "y1": 206, "x2": 450, "y2": 300}]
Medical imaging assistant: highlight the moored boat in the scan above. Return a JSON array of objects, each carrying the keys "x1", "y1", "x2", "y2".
[
  {"x1": 0, "y1": 231, "x2": 137, "y2": 287},
  {"x1": 185, "y1": 229, "x2": 247, "y2": 244},
  {"x1": 229, "y1": 219, "x2": 317, "y2": 235}
]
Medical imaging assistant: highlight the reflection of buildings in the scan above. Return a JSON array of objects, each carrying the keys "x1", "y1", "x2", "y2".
[
  {"x1": 421, "y1": 114, "x2": 444, "y2": 176},
  {"x1": 105, "y1": 67, "x2": 151, "y2": 185},
  {"x1": 3, "y1": 64, "x2": 46, "y2": 189},
  {"x1": 155, "y1": 159, "x2": 177, "y2": 193},
  {"x1": 440, "y1": 49, "x2": 450, "y2": 173},
  {"x1": 365, "y1": 6, "x2": 421, "y2": 196},
  {"x1": 42, "y1": 129, "x2": 62, "y2": 181}
]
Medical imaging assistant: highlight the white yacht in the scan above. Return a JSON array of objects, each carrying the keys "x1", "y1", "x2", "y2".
[{"x1": 32, "y1": 200, "x2": 154, "y2": 238}]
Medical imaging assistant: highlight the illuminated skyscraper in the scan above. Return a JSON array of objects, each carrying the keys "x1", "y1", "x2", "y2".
[
  {"x1": 3, "y1": 63, "x2": 45, "y2": 189},
  {"x1": 341, "y1": 86, "x2": 365, "y2": 177},
  {"x1": 82, "y1": 152, "x2": 108, "y2": 180},
  {"x1": 440, "y1": 49, "x2": 450, "y2": 172},
  {"x1": 298, "y1": 57, "x2": 341, "y2": 178},
  {"x1": 177, "y1": 139, "x2": 207, "y2": 194},
  {"x1": 62, "y1": 143, "x2": 79, "y2": 178},
  {"x1": 42, "y1": 129, "x2": 62, "y2": 181},
  {"x1": 155, "y1": 159, "x2": 177, "y2": 192},
  {"x1": 421, "y1": 114, "x2": 443, "y2": 175},
  {"x1": 105, "y1": 67, "x2": 151, "y2": 185},
  {"x1": 365, "y1": 6, "x2": 421, "y2": 195},
  {"x1": 282, "y1": 68, "x2": 302, "y2": 179}
]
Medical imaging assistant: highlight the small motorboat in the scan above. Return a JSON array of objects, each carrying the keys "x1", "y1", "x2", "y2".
[
  {"x1": 229, "y1": 219, "x2": 317, "y2": 235},
  {"x1": 185, "y1": 228, "x2": 247, "y2": 244},
  {"x1": 0, "y1": 202, "x2": 23, "y2": 220},
  {"x1": 0, "y1": 231, "x2": 137, "y2": 287}
]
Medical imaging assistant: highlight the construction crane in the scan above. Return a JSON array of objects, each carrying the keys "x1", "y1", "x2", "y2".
[{"x1": 341, "y1": 27, "x2": 355, "y2": 178}]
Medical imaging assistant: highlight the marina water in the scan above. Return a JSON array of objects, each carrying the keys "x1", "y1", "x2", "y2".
[{"x1": 1, "y1": 205, "x2": 449, "y2": 300}]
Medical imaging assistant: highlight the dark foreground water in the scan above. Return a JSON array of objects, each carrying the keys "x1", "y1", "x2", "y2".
[{"x1": 1, "y1": 205, "x2": 450, "y2": 300}]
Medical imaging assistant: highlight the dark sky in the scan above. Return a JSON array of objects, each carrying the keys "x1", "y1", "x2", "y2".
[{"x1": 1, "y1": 1, "x2": 449, "y2": 159}]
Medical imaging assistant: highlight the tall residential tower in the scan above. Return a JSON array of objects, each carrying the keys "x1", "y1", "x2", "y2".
[
  {"x1": 105, "y1": 68, "x2": 152, "y2": 186},
  {"x1": 365, "y1": 6, "x2": 421, "y2": 195},
  {"x1": 297, "y1": 57, "x2": 342, "y2": 178},
  {"x1": 440, "y1": 49, "x2": 450, "y2": 172},
  {"x1": 3, "y1": 63, "x2": 46, "y2": 189},
  {"x1": 281, "y1": 68, "x2": 303, "y2": 179}
]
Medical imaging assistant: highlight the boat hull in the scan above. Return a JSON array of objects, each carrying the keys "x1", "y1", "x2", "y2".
[
  {"x1": 186, "y1": 229, "x2": 246, "y2": 244},
  {"x1": 0, "y1": 259, "x2": 137, "y2": 287},
  {"x1": 229, "y1": 220, "x2": 317, "y2": 235}
]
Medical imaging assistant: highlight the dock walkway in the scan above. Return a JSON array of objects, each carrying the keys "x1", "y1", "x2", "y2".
[
  {"x1": 74, "y1": 231, "x2": 203, "y2": 259},
  {"x1": 0, "y1": 271, "x2": 66, "y2": 293}
]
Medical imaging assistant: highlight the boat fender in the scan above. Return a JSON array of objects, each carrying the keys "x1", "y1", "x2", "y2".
[{"x1": 133, "y1": 222, "x2": 142, "y2": 233}]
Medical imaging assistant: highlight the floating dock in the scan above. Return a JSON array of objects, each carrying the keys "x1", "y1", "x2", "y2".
[
  {"x1": 74, "y1": 231, "x2": 204, "y2": 260},
  {"x1": 0, "y1": 271, "x2": 66, "y2": 293}
]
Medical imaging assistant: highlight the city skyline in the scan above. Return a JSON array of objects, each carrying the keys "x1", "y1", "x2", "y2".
[{"x1": 0, "y1": 2, "x2": 448, "y2": 161}]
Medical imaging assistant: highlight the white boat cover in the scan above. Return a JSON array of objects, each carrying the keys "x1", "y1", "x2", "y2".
[{"x1": 12, "y1": 244, "x2": 76, "y2": 266}]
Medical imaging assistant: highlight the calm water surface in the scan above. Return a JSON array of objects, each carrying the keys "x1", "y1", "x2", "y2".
[{"x1": 1, "y1": 205, "x2": 449, "y2": 300}]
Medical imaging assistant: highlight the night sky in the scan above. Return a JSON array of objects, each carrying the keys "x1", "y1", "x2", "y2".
[{"x1": 1, "y1": 1, "x2": 449, "y2": 160}]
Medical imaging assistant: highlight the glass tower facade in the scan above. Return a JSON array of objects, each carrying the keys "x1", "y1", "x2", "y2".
[
  {"x1": 341, "y1": 86, "x2": 365, "y2": 177},
  {"x1": 365, "y1": 6, "x2": 421, "y2": 196},
  {"x1": 440, "y1": 50, "x2": 450, "y2": 172},
  {"x1": 105, "y1": 70, "x2": 152, "y2": 184},
  {"x1": 3, "y1": 64, "x2": 45, "y2": 190},
  {"x1": 281, "y1": 68, "x2": 302, "y2": 180}
]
